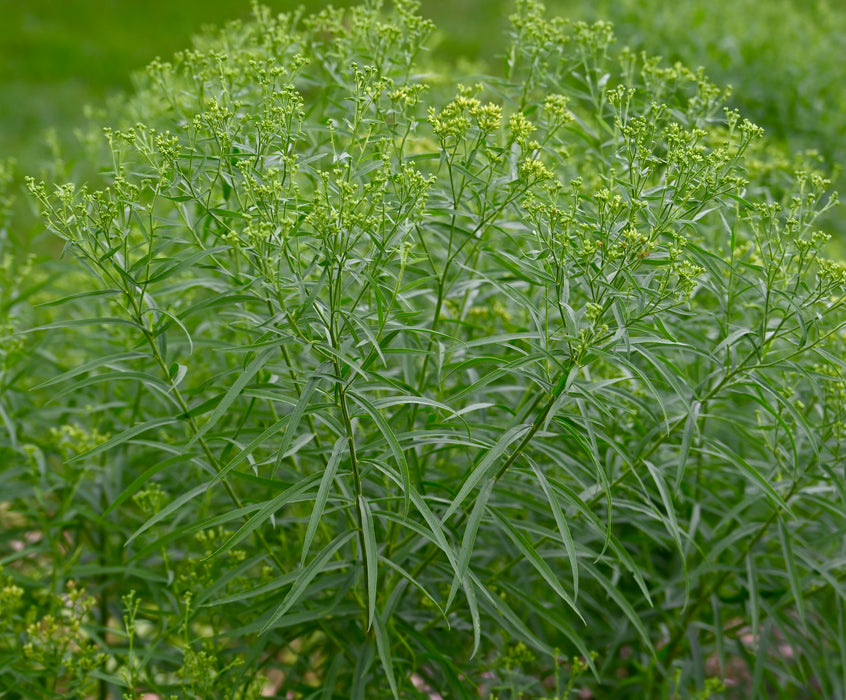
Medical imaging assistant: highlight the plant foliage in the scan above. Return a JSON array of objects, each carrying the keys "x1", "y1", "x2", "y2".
[{"x1": 2, "y1": 1, "x2": 845, "y2": 698}]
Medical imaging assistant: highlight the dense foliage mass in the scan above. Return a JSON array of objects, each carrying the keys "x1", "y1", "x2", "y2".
[
  {"x1": 2, "y1": 1, "x2": 845, "y2": 698},
  {"x1": 582, "y1": 0, "x2": 846, "y2": 166}
]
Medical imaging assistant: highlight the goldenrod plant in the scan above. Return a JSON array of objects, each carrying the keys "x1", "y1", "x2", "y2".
[{"x1": 2, "y1": 1, "x2": 845, "y2": 698}]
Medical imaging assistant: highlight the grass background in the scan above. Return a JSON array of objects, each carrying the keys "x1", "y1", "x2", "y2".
[{"x1": 0, "y1": 0, "x2": 496, "y2": 164}]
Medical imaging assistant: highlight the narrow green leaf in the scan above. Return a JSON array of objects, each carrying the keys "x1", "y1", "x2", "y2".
[
  {"x1": 274, "y1": 363, "x2": 329, "y2": 471},
  {"x1": 142, "y1": 245, "x2": 229, "y2": 284},
  {"x1": 777, "y1": 516, "x2": 806, "y2": 628},
  {"x1": 712, "y1": 327, "x2": 756, "y2": 358},
  {"x1": 102, "y1": 454, "x2": 184, "y2": 517},
  {"x1": 69, "y1": 564, "x2": 168, "y2": 582},
  {"x1": 698, "y1": 445, "x2": 790, "y2": 514},
  {"x1": 130, "y1": 504, "x2": 263, "y2": 566},
  {"x1": 379, "y1": 556, "x2": 446, "y2": 622},
  {"x1": 23, "y1": 317, "x2": 140, "y2": 334},
  {"x1": 125, "y1": 481, "x2": 211, "y2": 547},
  {"x1": 261, "y1": 531, "x2": 356, "y2": 633},
  {"x1": 643, "y1": 459, "x2": 689, "y2": 602},
  {"x1": 443, "y1": 423, "x2": 531, "y2": 520},
  {"x1": 210, "y1": 473, "x2": 323, "y2": 560},
  {"x1": 493, "y1": 577, "x2": 596, "y2": 671},
  {"x1": 343, "y1": 311, "x2": 387, "y2": 366},
  {"x1": 557, "y1": 409, "x2": 614, "y2": 555},
  {"x1": 371, "y1": 394, "x2": 459, "y2": 416},
  {"x1": 351, "y1": 641, "x2": 376, "y2": 700},
  {"x1": 464, "y1": 570, "x2": 481, "y2": 658},
  {"x1": 46, "y1": 370, "x2": 172, "y2": 407},
  {"x1": 551, "y1": 477, "x2": 652, "y2": 605},
  {"x1": 301, "y1": 438, "x2": 346, "y2": 566},
  {"x1": 447, "y1": 479, "x2": 494, "y2": 612},
  {"x1": 642, "y1": 459, "x2": 684, "y2": 557},
  {"x1": 150, "y1": 307, "x2": 194, "y2": 354},
  {"x1": 530, "y1": 461, "x2": 579, "y2": 599},
  {"x1": 209, "y1": 568, "x2": 300, "y2": 607},
  {"x1": 742, "y1": 375, "x2": 818, "y2": 461},
  {"x1": 34, "y1": 288, "x2": 121, "y2": 308},
  {"x1": 746, "y1": 551, "x2": 760, "y2": 640},
  {"x1": 214, "y1": 415, "x2": 290, "y2": 486},
  {"x1": 676, "y1": 399, "x2": 700, "y2": 488},
  {"x1": 491, "y1": 509, "x2": 583, "y2": 621},
  {"x1": 186, "y1": 346, "x2": 277, "y2": 450},
  {"x1": 232, "y1": 603, "x2": 360, "y2": 637},
  {"x1": 581, "y1": 559, "x2": 655, "y2": 657},
  {"x1": 169, "y1": 362, "x2": 188, "y2": 388},
  {"x1": 320, "y1": 655, "x2": 344, "y2": 700},
  {"x1": 32, "y1": 351, "x2": 149, "y2": 390},
  {"x1": 407, "y1": 489, "x2": 460, "y2": 574},
  {"x1": 0, "y1": 401, "x2": 16, "y2": 449},
  {"x1": 711, "y1": 594, "x2": 727, "y2": 678},
  {"x1": 359, "y1": 495, "x2": 379, "y2": 630},
  {"x1": 69, "y1": 416, "x2": 175, "y2": 464},
  {"x1": 349, "y1": 390, "x2": 411, "y2": 514},
  {"x1": 403, "y1": 487, "x2": 480, "y2": 643},
  {"x1": 469, "y1": 570, "x2": 556, "y2": 657}
]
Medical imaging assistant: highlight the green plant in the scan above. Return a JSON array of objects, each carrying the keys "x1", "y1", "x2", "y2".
[
  {"x1": 589, "y1": 0, "x2": 846, "y2": 155},
  {"x1": 570, "y1": 0, "x2": 846, "y2": 242},
  {"x1": 3, "y1": 1, "x2": 846, "y2": 698}
]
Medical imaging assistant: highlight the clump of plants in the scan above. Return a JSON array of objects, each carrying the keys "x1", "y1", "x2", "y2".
[
  {"x1": 578, "y1": 0, "x2": 846, "y2": 173},
  {"x1": 2, "y1": 1, "x2": 845, "y2": 698},
  {"x1": 569, "y1": 0, "x2": 846, "y2": 258}
]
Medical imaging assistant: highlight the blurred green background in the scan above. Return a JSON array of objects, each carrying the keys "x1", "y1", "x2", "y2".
[{"x1": 2, "y1": 0, "x2": 845, "y2": 230}]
